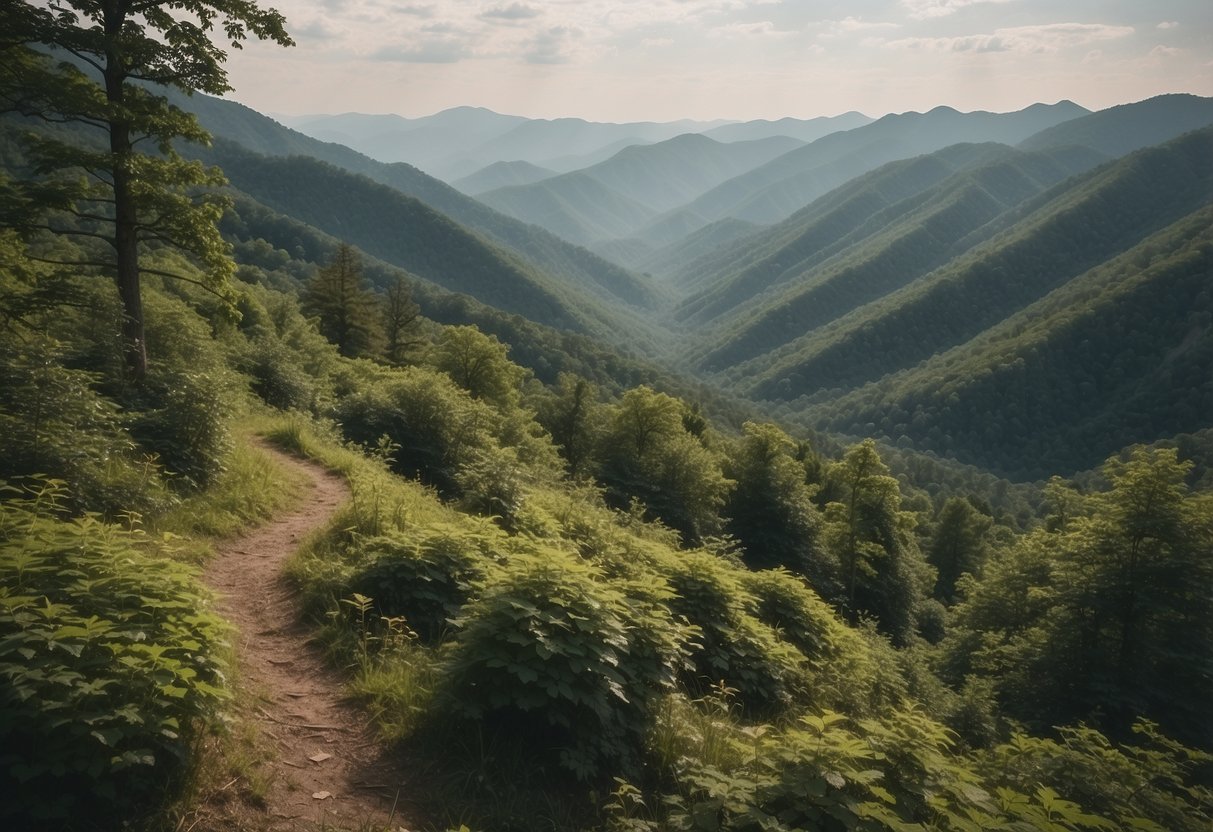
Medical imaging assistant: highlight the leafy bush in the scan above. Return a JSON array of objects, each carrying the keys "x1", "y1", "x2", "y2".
[
  {"x1": 661, "y1": 553, "x2": 807, "y2": 714},
  {"x1": 443, "y1": 550, "x2": 690, "y2": 780},
  {"x1": 352, "y1": 525, "x2": 500, "y2": 642},
  {"x1": 241, "y1": 335, "x2": 320, "y2": 411},
  {"x1": 0, "y1": 335, "x2": 171, "y2": 516},
  {"x1": 0, "y1": 484, "x2": 229, "y2": 827}
]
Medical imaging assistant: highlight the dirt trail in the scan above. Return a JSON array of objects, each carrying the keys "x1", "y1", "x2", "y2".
[{"x1": 197, "y1": 444, "x2": 413, "y2": 831}]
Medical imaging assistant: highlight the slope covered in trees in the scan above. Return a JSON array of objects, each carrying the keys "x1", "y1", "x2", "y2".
[{"x1": 726, "y1": 127, "x2": 1213, "y2": 401}]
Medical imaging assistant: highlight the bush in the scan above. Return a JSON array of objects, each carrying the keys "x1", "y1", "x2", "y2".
[
  {"x1": 0, "y1": 484, "x2": 229, "y2": 828},
  {"x1": 661, "y1": 553, "x2": 807, "y2": 714},
  {"x1": 351, "y1": 525, "x2": 500, "y2": 642},
  {"x1": 443, "y1": 549, "x2": 690, "y2": 780}
]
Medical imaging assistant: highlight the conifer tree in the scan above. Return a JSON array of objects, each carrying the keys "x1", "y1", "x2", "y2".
[
  {"x1": 301, "y1": 243, "x2": 382, "y2": 357},
  {"x1": 0, "y1": 0, "x2": 292, "y2": 380}
]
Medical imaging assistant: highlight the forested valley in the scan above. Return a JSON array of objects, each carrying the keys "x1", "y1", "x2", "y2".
[{"x1": 2, "y1": 2, "x2": 1211, "y2": 831}]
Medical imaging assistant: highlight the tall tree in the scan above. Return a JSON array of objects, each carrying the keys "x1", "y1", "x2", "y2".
[
  {"x1": 302, "y1": 243, "x2": 381, "y2": 357},
  {"x1": 927, "y1": 497, "x2": 992, "y2": 604},
  {"x1": 381, "y1": 274, "x2": 421, "y2": 364},
  {"x1": 0, "y1": 0, "x2": 292, "y2": 380}
]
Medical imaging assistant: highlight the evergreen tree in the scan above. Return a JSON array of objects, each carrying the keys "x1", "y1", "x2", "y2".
[
  {"x1": 301, "y1": 243, "x2": 381, "y2": 357},
  {"x1": 0, "y1": 0, "x2": 292, "y2": 380},
  {"x1": 928, "y1": 497, "x2": 992, "y2": 603},
  {"x1": 381, "y1": 275, "x2": 421, "y2": 364}
]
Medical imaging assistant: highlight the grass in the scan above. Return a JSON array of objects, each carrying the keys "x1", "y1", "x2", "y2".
[{"x1": 152, "y1": 425, "x2": 308, "y2": 562}]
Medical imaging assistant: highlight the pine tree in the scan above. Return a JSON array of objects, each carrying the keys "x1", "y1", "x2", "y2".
[
  {"x1": 301, "y1": 243, "x2": 382, "y2": 357},
  {"x1": 0, "y1": 0, "x2": 293, "y2": 380}
]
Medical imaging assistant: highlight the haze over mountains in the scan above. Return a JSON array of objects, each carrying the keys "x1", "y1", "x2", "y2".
[{"x1": 175, "y1": 90, "x2": 1213, "y2": 481}]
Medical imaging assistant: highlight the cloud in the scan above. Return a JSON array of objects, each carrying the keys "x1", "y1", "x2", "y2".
[
  {"x1": 1149, "y1": 44, "x2": 1181, "y2": 58},
  {"x1": 480, "y1": 3, "x2": 541, "y2": 22},
  {"x1": 709, "y1": 21, "x2": 795, "y2": 39},
  {"x1": 900, "y1": 0, "x2": 1015, "y2": 20},
  {"x1": 525, "y1": 26, "x2": 581, "y2": 64},
  {"x1": 1157, "y1": 21, "x2": 1178, "y2": 30},
  {"x1": 880, "y1": 23, "x2": 1135, "y2": 54},
  {"x1": 641, "y1": 37, "x2": 674, "y2": 47},
  {"x1": 370, "y1": 39, "x2": 470, "y2": 63},
  {"x1": 819, "y1": 17, "x2": 900, "y2": 39}
]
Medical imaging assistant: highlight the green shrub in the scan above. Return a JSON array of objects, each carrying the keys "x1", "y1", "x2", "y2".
[
  {"x1": 443, "y1": 549, "x2": 690, "y2": 780},
  {"x1": 0, "y1": 335, "x2": 172, "y2": 517},
  {"x1": 351, "y1": 525, "x2": 500, "y2": 642},
  {"x1": 0, "y1": 484, "x2": 229, "y2": 828},
  {"x1": 242, "y1": 336, "x2": 320, "y2": 412},
  {"x1": 661, "y1": 553, "x2": 807, "y2": 715}
]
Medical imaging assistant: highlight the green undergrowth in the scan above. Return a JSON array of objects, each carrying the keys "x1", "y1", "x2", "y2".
[
  {"x1": 0, "y1": 480, "x2": 231, "y2": 830},
  {"x1": 262, "y1": 416, "x2": 1213, "y2": 832}
]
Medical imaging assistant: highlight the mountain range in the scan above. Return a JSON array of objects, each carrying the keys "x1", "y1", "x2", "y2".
[{"x1": 176, "y1": 90, "x2": 1213, "y2": 481}]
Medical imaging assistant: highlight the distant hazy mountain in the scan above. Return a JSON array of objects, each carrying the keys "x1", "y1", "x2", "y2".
[
  {"x1": 279, "y1": 107, "x2": 528, "y2": 175},
  {"x1": 452, "y1": 160, "x2": 557, "y2": 195},
  {"x1": 476, "y1": 133, "x2": 805, "y2": 243},
  {"x1": 1019, "y1": 93, "x2": 1213, "y2": 157},
  {"x1": 703, "y1": 112, "x2": 873, "y2": 143},
  {"x1": 477, "y1": 172, "x2": 659, "y2": 246},
  {"x1": 170, "y1": 91, "x2": 663, "y2": 311},
  {"x1": 643, "y1": 101, "x2": 1090, "y2": 245}
]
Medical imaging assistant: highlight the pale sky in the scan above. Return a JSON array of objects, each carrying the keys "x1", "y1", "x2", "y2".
[{"x1": 222, "y1": 0, "x2": 1213, "y2": 121}]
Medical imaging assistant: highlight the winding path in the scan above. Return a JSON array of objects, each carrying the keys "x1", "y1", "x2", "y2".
[{"x1": 197, "y1": 443, "x2": 414, "y2": 831}]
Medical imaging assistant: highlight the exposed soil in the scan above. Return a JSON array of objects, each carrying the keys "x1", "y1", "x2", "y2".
[{"x1": 190, "y1": 443, "x2": 414, "y2": 831}]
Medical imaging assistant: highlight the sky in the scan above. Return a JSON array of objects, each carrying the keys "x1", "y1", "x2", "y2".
[{"x1": 222, "y1": 0, "x2": 1213, "y2": 122}]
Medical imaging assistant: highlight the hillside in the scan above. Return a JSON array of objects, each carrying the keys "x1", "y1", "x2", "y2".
[
  {"x1": 1019, "y1": 92, "x2": 1213, "y2": 158},
  {"x1": 175, "y1": 91, "x2": 664, "y2": 310},
  {"x1": 682, "y1": 143, "x2": 1106, "y2": 371},
  {"x1": 477, "y1": 171, "x2": 660, "y2": 246},
  {"x1": 703, "y1": 111, "x2": 874, "y2": 143},
  {"x1": 205, "y1": 140, "x2": 660, "y2": 346},
  {"x1": 731, "y1": 127, "x2": 1213, "y2": 403},
  {"x1": 644, "y1": 101, "x2": 1089, "y2": 243},
  {"x1": 452, "y1": 160, "x2": 558, "y2": 194},
  {"x1": 806, "y1": 207, "x2": 1213, "y2": 479}
]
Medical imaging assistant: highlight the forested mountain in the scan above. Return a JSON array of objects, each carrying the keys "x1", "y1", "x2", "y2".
[
  {"x1": 1019, "y1": 92, "x2": 1213, "y2": 157},
  {"x1": 175, "y1": 91, "x2": 664, "y2": 310},
  {"x1": 727, "y1": 127, "x2": 1213, "y2": 406},
  {"x1": 452, "y1": 160, "x2": 558, "y2": 194},
  {"x1": 805, "y1": 207, "x2": 1213, "y2": 479},
  {"x1": 679, "y1": 142, "x2": 1107, "y2": 370},
  {"x1": 204, "y1": 140, "x2": 665, "y2": 348},
  {"x1": 640, "y1": 101, "x2": 1089, "y2": 242},
  {"x1": 477, "y1": 171, "x2": 660, "y2": 246},
  {"x1": 703, "y1": 111, "x2": 873, "y2": 143},
  {"x1": 279, "y1": 107, "x2": 528, "y2": 174},
  {"x1": 477, "y1": 133, "x2": 803, "y2": 242}
]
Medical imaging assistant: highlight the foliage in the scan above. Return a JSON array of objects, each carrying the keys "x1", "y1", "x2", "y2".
[
  {"x1": 662, "y1": 552, "x2": 807, "y2": 714},
  {"x1": 301, "y1": 241, "x2": 382, "y2": 357},
  {"x1": 0, "y1": 482, "x2": 229, "y2": 827},
  {"x1": 0, "y1": 0, "x2": 292, "y2": 377},
  {"x1": 443, "y1": 549, "x2": 692, "y2": 780},
  {"x1": 352, "y1": 525, "x2": 500, "y2": 643}
]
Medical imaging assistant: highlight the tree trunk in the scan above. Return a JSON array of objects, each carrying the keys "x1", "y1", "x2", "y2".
[{"x1": 104, "y1": 3, "x2": 146, "y2": 381}]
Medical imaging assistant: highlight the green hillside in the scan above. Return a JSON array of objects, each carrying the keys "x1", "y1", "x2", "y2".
[
  {"x1": 205, "y1": 141, "x2": 661, "y2": 346},
  {"x1": 452, "y1": 159, "x2": 557, "y2": 195},
  {"x1": 646, "y1": 101, "x2": 1088, "y2": 241},
  {"x1": 581, "y1": 133, "x2": 804, "y2": 214},
  {"x1": 806, "y1": 207, "x2": 1213, "y2": 479},
  {"x1": 477, "y1": 171, "x2": 659, "y2": 246},
  {"x1": 684, "y1": 144, "x2": 1102, "y2": 371},
  {"x1": 1019, "y1": 93, "x2": 1213, "y2": 158},
  {"x1": 734, "y1": 127, "x2": 1213, "y2": 400},
  {"x1": 177, "y1": 91, "x2": 663, "y2": 309}
]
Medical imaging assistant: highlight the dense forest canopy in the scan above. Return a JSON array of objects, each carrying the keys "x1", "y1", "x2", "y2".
[{"x1": 1, "y1": 3, "x2": 1212, "y2": 830}]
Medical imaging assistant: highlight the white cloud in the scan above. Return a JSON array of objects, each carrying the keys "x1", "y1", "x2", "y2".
[
  {"x1": 900, "y1": 0, "x2": 1016, "y2": 20},
  {"x1": 1157, "y1": 21, "x2": 1179, "y2": 30},
  {"x1": 881, "y1": 23, "x2": 1135, "y2": 54},
  {"x1": 525, "y1": 26, "x2": 582, "y2": 64},
  {"x1": 370, "y1": 40, "x2": 470, "y2": 63},
  {"x1": 709, "y1": 21, "x2": 795, "y2": 40},
  {"x1": 819, "y1": 17, "x2": 900, "y2": 39},
  {"x1": 480, "y1": 3, "x2": 541, "y2": 23}
]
